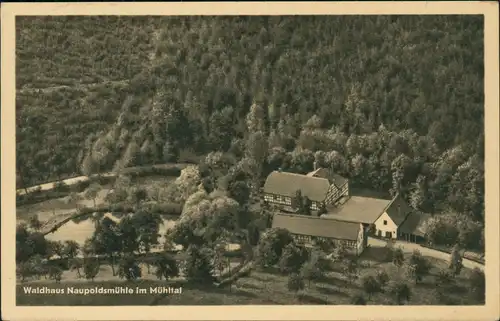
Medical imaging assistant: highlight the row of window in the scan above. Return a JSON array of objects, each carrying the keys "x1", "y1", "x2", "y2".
[
  {"x1": 264, "y1": 194, "x2": 326, "y2": 210},
  {"x1": 293, "y1": 234, "x2": 357, "y2": 248},
  {"x1": 264, "y1": 194, "x2": 292, "y2": 205}
]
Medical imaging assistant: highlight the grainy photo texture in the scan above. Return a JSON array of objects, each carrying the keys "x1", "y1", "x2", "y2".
[
  {"x1": 2, "y1": 3, "x2": 499, "y2": 320},
  {"x1": 14, "y1": 14, "x2": 487, "y2": 306}
]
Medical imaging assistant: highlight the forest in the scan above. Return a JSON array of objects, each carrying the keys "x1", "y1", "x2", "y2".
[{"x1": 16, "y1": 15, "x2": 484, "y2": 252}]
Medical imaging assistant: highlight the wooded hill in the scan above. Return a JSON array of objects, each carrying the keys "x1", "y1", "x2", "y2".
[{"x1": 16, "y1": 16, "x2": 484, "y2": 234}]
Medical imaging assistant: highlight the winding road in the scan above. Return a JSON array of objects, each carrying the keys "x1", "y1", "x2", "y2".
[
  {"x1": 16, "y1": 173, "x2": 116, "y2": 196},
  {"x1": 367, "y1": 237, "x2": 484, "y2": 271}
]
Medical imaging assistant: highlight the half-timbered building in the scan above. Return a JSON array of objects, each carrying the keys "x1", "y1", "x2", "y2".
[
  {"x1": 263, "y1": 167, "x2": 349, "y2": 211},
  {"x1": 271, "y1": 213, "x2": 367, "y2": 256}
]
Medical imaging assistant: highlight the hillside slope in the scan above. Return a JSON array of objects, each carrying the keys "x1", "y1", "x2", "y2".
[{"x1": 16, "y1": 15, "x2": 484, "y2": 222}]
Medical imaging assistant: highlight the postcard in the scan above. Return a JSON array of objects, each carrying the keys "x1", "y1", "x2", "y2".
[{"x1": 1, "y1": 1, "x2": 499, "y2": 320}]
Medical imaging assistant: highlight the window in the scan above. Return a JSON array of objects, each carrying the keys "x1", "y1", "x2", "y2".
[{"x1": 383, "y1": 220, "x2": 387, "y2": 225}]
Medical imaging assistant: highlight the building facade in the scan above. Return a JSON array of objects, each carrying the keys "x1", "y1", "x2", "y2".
[
  {"x1": 271, "y1": 213, "x2": 366, "y2": 256},
  {"x1": 372, "y1": 194, "x2": 415, "y2": 240},
  {"x1": 263, "y1": 167, "x2": 349, "y2": 212}
]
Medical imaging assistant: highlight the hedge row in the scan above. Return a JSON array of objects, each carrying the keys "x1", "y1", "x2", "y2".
[
  {"x1": 420, "y1": 243, "x2": 485, "y2": 265},
  {"x1": 58, "y1": 202, "x2": 183, "y2": 230},
  {"x1": 120, "y1": 165, "x2": 183, "y2": 179},
  {"x1": 146, "y1": 202, "x2": 183, "y2": 216}
]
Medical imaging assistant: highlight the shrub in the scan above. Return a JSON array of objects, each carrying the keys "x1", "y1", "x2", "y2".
[
  {"x1": 118, "y1": 255, "x2": 142, "y2": 281},
  {"x1": 351, "y1": 293, "x2": 367, "y2": 305},
  {"x1": 387, "y1": 280, "x2": 412, "y2": 305},
  {"x1": 53, "y1": 180, "x2": 70, "y2": 192},
  {"x1": 278, "y1": 243, "x2": 309, "y2": 274}
]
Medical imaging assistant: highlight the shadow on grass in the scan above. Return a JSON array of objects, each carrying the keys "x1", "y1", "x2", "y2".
[
  {"x1": 257, "y1": 298, "x2": 282, "y2": 305},
  {"x1": 197, "y1": 283, "x2": 259, "y2": 299},
  {"x1": 315, "y1": 284, "x2": 350, "y2": 298},
  {"x1": 359, "y1": 247, "x2": 392, "y2": 264},
  {"x1": 350, "y1": 188, "x2": 391, "y2": 199},
  {"x1": 236, "y1": 282, "x2": 261, "y2": 290},
  {"x1": 448, "y1": 283, "x2": 468, "y2": 294},
  {"x1": 321, "y1": 274, "x2": 358, "y2": 289},
  {"x1": 298, "y1": 293, "x2": 329, "y2": 305}
]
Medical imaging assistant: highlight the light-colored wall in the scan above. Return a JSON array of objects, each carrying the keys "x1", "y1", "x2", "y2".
[
  {"x1": 356, "y1": 224, "x2": 365, "y2": 255},
  {"x1": 374, "y1": 212, "x2": 398, "y2": 239}
]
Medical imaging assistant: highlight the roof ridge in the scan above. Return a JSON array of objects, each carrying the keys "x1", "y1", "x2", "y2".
[
  {"x1": 275, "y1": 213, "x2": 360, "y2": 225},
  {"x1": 271, "y1": 170, "x2": 330, "y2": 182},
  {"x1": 382, "y1": 193, "x2": 399, "y2": 213}
]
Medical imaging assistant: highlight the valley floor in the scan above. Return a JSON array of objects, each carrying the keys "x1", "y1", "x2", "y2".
[{"x1": 16, "y1": 245, "x2": 483, "y2": 306}]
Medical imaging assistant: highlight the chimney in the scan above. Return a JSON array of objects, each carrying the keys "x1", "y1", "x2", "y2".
[{"x1": 313, "y1": 161, "x2": 319, "y2": 171}]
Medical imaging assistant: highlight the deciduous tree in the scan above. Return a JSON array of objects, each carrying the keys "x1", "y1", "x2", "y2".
[
  {"x1": 256, "y1": 228, "x2": 294, "y2": 268},
  {"x1": 83, "y1": 258, "x2": 100, "y2": 281},
  {"x1": 287, "y1": 273, "x2": 305, "y2": 298},
  {"x1": 448, "y1": 244, "x2": 463, "y2": 277},
  {"x1": 392, "y1": 247, "x2": 405, "y2": 268},
  {"x1": 278, "y1": 243, "x2": 309, "y2": 274},
  {"x1": 387, "y1": 280, "x2": 412, "y2": 305},
  {"x1": 350, "y1": 293, "x2": 367, "y2": 305},
  {"x1": 85, "y1": 183, "x2": 102, "y2": 208},
  {"x1": 28, "y1": 215, "x2": 42, "y2": 231},
  {"x1": 361, "y1": 274, "x2": 381, "y2": 300},
  {"x1": 404, "y1": 250, "x2": 431, "y2": 284},
  {"x1": 183, "y1": 245, "x2": 215, "y2": 285},
  {"x1": 153, "y1": 254, "x2": 179, "y2": 281},
  {"x1": 118, "y1": 254, "x2": 142, "y2": 281}
]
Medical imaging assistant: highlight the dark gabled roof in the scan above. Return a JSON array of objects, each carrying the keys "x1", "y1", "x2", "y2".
[
  {"x1": 263, "y1": 171, "x2": 330, "y2": 202},
  {"x1": 331, "y1": 173, "x2": 349, "y2": 188},
  {"x1": 306, "y1": 168, "x2": 348, "y2": 188},
  {"x1": 384, "y1": 194, "x2": 413, "y2": 226},
  {"x1": 271, "y1": 213, "x2": 361, "y2": 241},
  {"x1": 321, "y1": 196, "x2": 392, "y2": 224},
  {"x1": 399, "y1": 212, "x2": 433, "y2": 237}
]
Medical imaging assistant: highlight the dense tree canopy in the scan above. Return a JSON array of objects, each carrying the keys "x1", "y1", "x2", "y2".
[{"x1": 16, "y1": 16, "x2": 485, "y2": 251}]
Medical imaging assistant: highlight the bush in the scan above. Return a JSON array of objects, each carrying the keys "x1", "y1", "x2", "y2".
[
  {"x1": 53, "y1": 180, "x2": 70, "y2": 192},
  {"x1": 91, "y1": 175, "x2": 115, "y2": 186}
]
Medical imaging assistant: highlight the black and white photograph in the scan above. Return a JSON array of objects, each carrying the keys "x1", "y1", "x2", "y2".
[{"x1": 2, "y1": 2, "x2": 499, "y2": 320}]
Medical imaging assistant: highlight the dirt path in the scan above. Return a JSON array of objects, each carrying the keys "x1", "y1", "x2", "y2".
[
  {"x1": 17, "y1": 173, "x2": 116, "y2": 196},
  {"x1": 367, "y1": 237, "x2": 484, "y2": 271}
]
